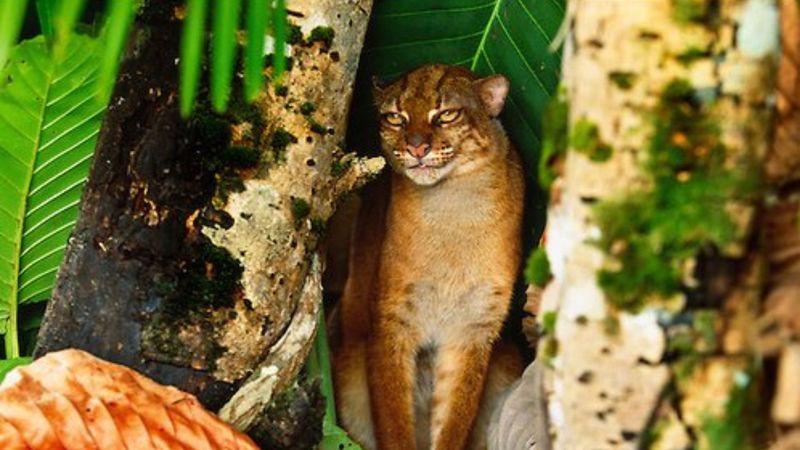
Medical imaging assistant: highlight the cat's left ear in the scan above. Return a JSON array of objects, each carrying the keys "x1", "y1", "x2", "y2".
[{"x1": 474, "y1": 74, "x2": 509, "y2": 117}]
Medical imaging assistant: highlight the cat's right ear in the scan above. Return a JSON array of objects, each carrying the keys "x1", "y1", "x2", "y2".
[{"x1": 474, "y1": 74, "x2": 509, "y2": 118}]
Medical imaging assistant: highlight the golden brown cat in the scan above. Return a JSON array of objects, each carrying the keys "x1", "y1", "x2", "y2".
[{"x1": 333, "y1": 64, "x2": 525, "y2": 450}]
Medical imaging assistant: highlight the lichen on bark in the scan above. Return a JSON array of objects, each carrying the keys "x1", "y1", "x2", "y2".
[{"x1": 538, "y1": 1, "x2": 779, "y2": 448}]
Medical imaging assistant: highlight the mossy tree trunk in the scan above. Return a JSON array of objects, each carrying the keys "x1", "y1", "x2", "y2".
[
  {"x1": 35, "y1": 0, "x2": 379, "y2": 446},
  {"x1": 537, "y1": 1, "x2": 779, "y2": 448}
]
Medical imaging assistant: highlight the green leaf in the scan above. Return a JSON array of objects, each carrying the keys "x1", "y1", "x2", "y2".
[
  {"x1": 180, "y1": 0, "x2": 208, "y2": 117},
  {"x1": 354, "y1": 0, "x2": 565, "y2": 167},
  {"x1": 271, "y1": 0, "x2": 287, "y2": 83},
  {"x1": 97, "y1": 0, "x2": 136, "y2": 104},
  {"x1": 0, "y1": 0, "x2": 29, "y2": 70},
  {"x1": 211, "y1": 0, "x2": 241, "y2": 112},
  {"x1": 35, "y1": 0, "x2": 55, "y2": 42},
  {"x1": 0, "y1": 356, "x2": 31, "y2": 382},
  {"x1": 306, "y1": 311, "x2": 362, "y2": 450},
  {"x1": 0, "y1": 35, "x2": 105, "y2": 358},
  {"x1": 52, "y1": 0, "x2": 86, "y2": 56},
  {"x1": 244, "y1": 0, "x2": 268, "y2": 101}
]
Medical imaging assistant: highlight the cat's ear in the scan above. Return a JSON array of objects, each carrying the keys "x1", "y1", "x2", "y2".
[{"x1": 474, "y1": 74, "x2": 509, "y2": 117}]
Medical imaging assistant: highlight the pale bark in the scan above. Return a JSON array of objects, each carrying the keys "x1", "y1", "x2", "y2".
[
  {"x1": 212, "y1": 0, "x2": 381, "y2": 430},
  {"x1": 539, "y1": 1, "x2": 779, "y2": 449}
]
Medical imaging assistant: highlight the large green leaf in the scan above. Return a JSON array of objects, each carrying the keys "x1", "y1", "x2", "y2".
[
  {"x1": 351, "y1": 0, "x2": 565, "y2": 168},
  {"x1": 0, "y1": 34, "x2": 104, "y2": 357},
  {"x1": 307, "y1": 311, "x2": 363, "y2": 450}
]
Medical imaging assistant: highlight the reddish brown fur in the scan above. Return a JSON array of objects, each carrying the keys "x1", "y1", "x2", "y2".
[{"x1": 333, "y1": 64, "x2": 524, "y2": 450}]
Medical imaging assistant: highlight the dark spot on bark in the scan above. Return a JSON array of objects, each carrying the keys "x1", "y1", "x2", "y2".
[
  {"x1": 588, "y1": 38, "x2": 604, "y2": 48},
  {"x1": 621, "y1": 430, "x2": 637, "y2": 441},
  {"x1": 306, "y1": 158, "x2": 316, "y2": 167},
  {"x1": 639, "y1": 30, "x2": 660, "y2": 40},
  {"x1": 578, "y1": 371, "x2": 594, "y2": 384},
  {"x1": 330, "y1": 51, "x2": 340, "y2": 62}
]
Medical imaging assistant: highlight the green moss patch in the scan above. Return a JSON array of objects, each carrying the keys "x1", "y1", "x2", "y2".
[
  {"x1": 593, "y1": 79, "x2": 757, "y2": 312},
  {"x1": 307, "y1": 118, "x2": 327, "y2": 135},
  {"x1": 571, "y1": 118, "x2": 613, "y2": 162},
  {"x1": 176, "y1": 242, "x2": 244, "y2": 309},
  {"x1": 330, "y1": 156, "x2": 351, "y2": 177},
  {"x1": 299, "y1": 101, "x2": 316, "y2": 115},
  {"x1": 677, "y1": 47, "x2": 711, "y2": 65},
  {"x1": 308, "y1": 26, "x2": 335, "y2": 51},
  {"x1": 288, "y1": 24, "x2": 304, "y2": 45},
  {"x1": 525, "y1": 247, "x2": 552, "y2": 287},
  {"x1": 672, "y1": 0, "x2": 711, "y2": 24},
  {"x1": 608, "y1": 71, "x2": 636, "y2": 90},
  {"x1": 699, "y1": 365, "x2": 764, "y2": 450},
  {"x1": 538, "y1": 87, "x2": 569, "y2": 190},
  {"x1": 291, "y1": 197, "x2": 311, "y2": 224}
]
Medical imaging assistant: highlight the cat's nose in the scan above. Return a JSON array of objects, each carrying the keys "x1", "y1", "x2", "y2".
[{"x1": 406, "y1": 143, "x2": 431, "y2": 159}]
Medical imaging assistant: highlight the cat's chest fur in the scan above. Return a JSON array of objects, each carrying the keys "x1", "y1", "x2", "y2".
[{"x1": 381, "y1": 164, "x2": 514, "y2": 344}]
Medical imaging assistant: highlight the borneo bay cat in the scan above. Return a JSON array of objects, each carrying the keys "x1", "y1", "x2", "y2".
[{"x1": 333, "y1": 64, "x2": 524, "y2": 450}]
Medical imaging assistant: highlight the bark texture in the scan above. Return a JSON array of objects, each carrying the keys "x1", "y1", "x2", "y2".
[
  {"x1": 213, "y1": 0, "x2": 379, "y2": 431},
  {"x1": 764, "y1": 1, "x2": 800, "y2": 447},
  {"x1": 35, "y1": 3, "x2": 237, "y2": 409},
  {"x1": 34, "y1": 0, "x2": 380, "y2": 442},
  {"x1": 539, "y1": 1, "x2": 779, "y2": 449}
]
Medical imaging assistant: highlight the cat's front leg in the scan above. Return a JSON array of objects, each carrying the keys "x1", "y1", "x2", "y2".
[
  {"x1": 429, "y1": 337, "x2": 494, "y2": 450},
  {"x1": 367, "y1": 304, "x2": 420, "y2": 450}
]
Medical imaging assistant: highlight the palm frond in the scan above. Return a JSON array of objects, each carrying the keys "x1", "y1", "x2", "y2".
[
  {"x1": 272, "y1": 0, "x2": 286, "y2": 84},
  {"x1": 97, "y1": 0, "x2": 137, "y2": 103},
  {"x1": 181, "y1": 0, "x2": 287, "y2": 116},
  {"x1": 211, "y1": 0, "x2": 241, "y2": 112},
  {"x1": 0, "y1": 0, "x2": 29, "y2": 69},
  {"x1": 180, "y1": 0, "x2": 209, "y2": 117},
  {"x1": 52, "y1": 0, "x2": 86, "y2": 56},
  {"x1": 244, "y1": 0, "x2": 268, "y2": 101}
]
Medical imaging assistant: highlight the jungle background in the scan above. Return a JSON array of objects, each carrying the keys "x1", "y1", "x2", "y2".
[{"x1": 0, "y1": 0, "x2": 797, "y2": 449}]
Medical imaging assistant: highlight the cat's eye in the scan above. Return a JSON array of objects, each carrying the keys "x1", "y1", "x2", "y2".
[
  {"x1": 382, "y1": 112, "x2": 406, "y2": 127},
  {"x1": 434, "y1": 109, "x2": 462, "y2": 125}
]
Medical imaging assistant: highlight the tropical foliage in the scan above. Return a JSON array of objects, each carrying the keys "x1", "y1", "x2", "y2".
[{"x1": 0, "y1": 34, "x2": 106, "y2": 362}]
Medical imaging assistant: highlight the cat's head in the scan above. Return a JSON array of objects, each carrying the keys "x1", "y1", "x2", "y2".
[{"x1": 373, "y1": 64, "x2": 509, "y2": 186}]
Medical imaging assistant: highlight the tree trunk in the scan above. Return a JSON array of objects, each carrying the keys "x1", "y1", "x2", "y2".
[
  {"x1": 763, "y1": 1, "x2": 800, "y2": 447},
  {"x1": 538, "y1": 1, "x2": 779, "y2": 448},
  {"x1": 35, "y1": 0, "x2": 379, "y2": 444}
]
